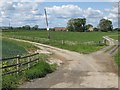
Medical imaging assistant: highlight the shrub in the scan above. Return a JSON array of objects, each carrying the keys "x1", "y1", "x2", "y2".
[
  {"x1": 2, "y1": 75, "x2": 19, "y2": 90},
  {"x1": 2, "y1": 60, "x2": 57, "y2": 89},
  {"x1": 25, "y1": 60, "x2": 54, "y2": 80}
]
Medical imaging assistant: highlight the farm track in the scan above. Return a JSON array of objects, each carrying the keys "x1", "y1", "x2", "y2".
[
  {"x1": 7, "y1": 37, "x2": 118, "y2": 88},
  {"x1": 108, "y1": 45, "x2": 120, "y2": 56}
]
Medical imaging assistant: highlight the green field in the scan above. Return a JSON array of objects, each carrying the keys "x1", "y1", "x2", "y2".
[
  {"x1": 3, "y1": 31, "x2": 118, "y2": 54},
  {"x1": 3, "y1": 31, "x2": 118, "y2": 42},
  {"x1": 109, "y1": 35, "x2": 119, "y2": 40},
  {"x1": 2, "y1": 37, "x2": 38, "y2": 58},
  {"x1": 1, "y1": 31, "x2": 120, "y2": 89}
]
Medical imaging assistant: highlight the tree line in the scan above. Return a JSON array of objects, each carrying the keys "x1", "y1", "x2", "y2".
[
  {"x1": 15, "y1": 25, "x2": 39, "y2": 30},
  {"x1": 67, "y1": 18, "x2": 119, "y2": 32},
  {"x1": 2, "y1": 18, "x2": 119, "y2": 32}
]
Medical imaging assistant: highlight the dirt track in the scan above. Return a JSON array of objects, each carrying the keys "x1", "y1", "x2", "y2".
[{"x1": 8, "y1": 38, "x2": 118, "y2": 88}]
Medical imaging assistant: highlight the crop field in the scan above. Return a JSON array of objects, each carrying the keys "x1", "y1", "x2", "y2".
[
  {"x1": 3, "y1": 31, "x2": 118, "y2": 54},
  {"x1": 2, "y1": 37, "x2": 38, "y2": 58}
]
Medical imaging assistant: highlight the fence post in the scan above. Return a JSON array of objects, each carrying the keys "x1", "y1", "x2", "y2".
[
  {"x1": 17, "y1": 55, "x2": 20, "y2": 74},
  {"x1": 28, "y1": 57, "x2": 30, "y2": 69},
  {"x1": 62, "y1": 40, "x2": 64, "y2": 45},
  {"x1": 37, "y1": 53, "x2": 39, "y2": 63}
]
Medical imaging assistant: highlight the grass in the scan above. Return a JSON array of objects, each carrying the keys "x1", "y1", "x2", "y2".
[
  {"x1": 2, "y1": 37, "x2": 38, "y2": 58},
  {"x1": 3, "y1": 31, "x2": 118, "y2": 54},
  {"x1": 114, "y1": 49, "x2": 120, "y2": 67},
  {"x1": 3, "y1": 31, "x2": 118, "y2": 42},
  {"x1": 2, "y1": 57, "x2": 57, "y2": 90},
  {"x1": 109, "y1": 35, "x2": 119, "y2": 40},
  {"x1": 49, "y1": 41, "x2": 105, "y2": 54},
  {"x1": 25, "y1": 60, "x2": 54, "y2": 79}
]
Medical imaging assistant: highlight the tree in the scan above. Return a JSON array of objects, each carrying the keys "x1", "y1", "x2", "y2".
[
  {"x1": 114, "y1": 28, "x2": 120, "y2": 32},
  {"x1": 9, "y1": 26, "x2": 13, "y2": 30},
  {"x1": 93, "y1": 27, "x2": 99, "y2": 32},
  {"x1": 67, "y1": 18, "x2": 86, "y2": 32},
  {"x1": 98, "y1": 19, "x2": 113, "y2": 32},
  {"x1": 33, "y1": 25, "x2": 39, "y2": 30},
  {"x1": 81, "y1": 18, "x2": 86, "y2": 32},
  {"x1": 67, "y1": 18, "x2": 75, "y2": 32},
  {"x1": 24, "y1": 25, "x2": 31, "y2": 30}
]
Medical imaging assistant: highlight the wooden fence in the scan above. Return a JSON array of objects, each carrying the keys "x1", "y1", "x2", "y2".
[{"x1": 0, "y1": 53, "x2": 39, "y2": 76}]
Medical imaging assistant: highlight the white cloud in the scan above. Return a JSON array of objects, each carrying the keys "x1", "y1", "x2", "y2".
[
  {"x1": 46, "y1": 5, "x2": 104, "y2": 20},
  {"x1": 45, "y1": 5, "x2": 104, "y2": 27},
  {"x1": 0, "y1": 0, "x2": 43, "y2": 27},
  {"x1": 14, "y1": 0, "x2": 44, "y2": 2},
  {"x1": 84, "y1": 7, "x2": 103, "y2": 18},
  {"x1": 0, "y1": 1, "x2": 118, "y2": 28},
  {"x1": 46, "y1": 5, "x2": 83, "y2": 18},
  {"x1": 104, "y1": 5, "x2": 118, "y2": 27},
  {"x1": 16, "y1": 0, "x2": 119, "y2": 2},
  {"x1": 105, "y1": 7, "x2": 118, "y2": 15}
]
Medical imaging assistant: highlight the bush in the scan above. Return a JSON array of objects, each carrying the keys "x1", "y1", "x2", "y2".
[
  {"x1": 2, "y1": 60, "x2": 57, "y2": 90},
  {"x1": 25, "y1": 60, "x2": 54, "y2": 80},
  {"x1": 2, "y1": 75, "x2": 19, "y2": 90}
]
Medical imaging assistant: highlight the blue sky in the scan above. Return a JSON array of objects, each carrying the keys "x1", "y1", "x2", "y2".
[
  {"x1": 0, "y1": 1, "x2": 118, "y2": 28},
  {"x1": 42, "y1": 2, "x2": 113, "y2": 10}
]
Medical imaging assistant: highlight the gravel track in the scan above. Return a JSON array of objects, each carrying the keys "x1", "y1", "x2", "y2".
[{"x1": 7, "y1": 37, "x2": 118, "y2": 88}]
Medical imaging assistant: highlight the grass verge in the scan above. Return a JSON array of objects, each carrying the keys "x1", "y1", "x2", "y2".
[
  {"x1": 2, "y1": 56, "x2": 57, "y2": 90},
  {"x1": 114, "y1": 49, "x2": 120, "y2": 67},
  {"x1": 109, "y1": 35, "x2": 119, "y2": 40}
]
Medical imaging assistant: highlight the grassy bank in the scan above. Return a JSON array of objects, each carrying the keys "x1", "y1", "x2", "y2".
[
  {"x1": 2, "y1": 38, "x2": 38, "y2": 58},
  {"x1": 3, "y1": 31, "x2": 118, "y2": 54},
  {"x1": 109, "y1": 35, "x2": 119, "y2": 40},
  {"x1": 114, "y1": 50, "x2": 120, "y2": 67},
  {"x1": 2, "y1": 55, "x2": 57, "y2": 90}
]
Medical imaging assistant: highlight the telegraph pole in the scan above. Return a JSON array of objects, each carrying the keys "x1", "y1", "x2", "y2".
[{"x1": 44, "y1": 8, "x2": 50, "y2": 39}]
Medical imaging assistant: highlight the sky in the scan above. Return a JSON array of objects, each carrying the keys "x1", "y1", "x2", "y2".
[{"x1": 0, "y1": 0, "x2": 119, "y2": 28}]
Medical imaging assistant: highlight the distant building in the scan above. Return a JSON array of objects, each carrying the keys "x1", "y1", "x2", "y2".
[
  {"x1": 88, "y1": 27, "x2": 93, "y2": 32},
  {"x1": 54, "y1": 27, "x2": 66, "y2": 31}
]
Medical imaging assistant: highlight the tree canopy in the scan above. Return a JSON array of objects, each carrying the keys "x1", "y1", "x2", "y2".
[
  {"x1": 32, "y1": 25, "x2": 39, "y2": 30},
  {"x1": 67, "y1": 18, "x2": 86, "y2": 32},
  {"x1": 98, "y1": 19, "x2": 113, "y2": 32}
]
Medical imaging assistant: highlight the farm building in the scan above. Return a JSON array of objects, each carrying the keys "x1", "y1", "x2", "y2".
[
  {"x1": 54, "y1": 27, "x2": 66, "y2": 31},
  {"x1": 88, "y1": 27, "x2": 94, "y2": 32}
]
